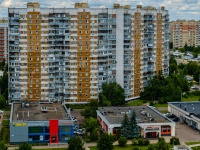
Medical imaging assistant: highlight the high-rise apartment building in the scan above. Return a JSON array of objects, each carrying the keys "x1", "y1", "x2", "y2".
[
  {"x1": 170, "y1": 20, "x2": 200, "y2": 49},
  {"x1": 0, "y1": 18, "x2": 8, "y2": 61},
  {"x1": 8, "y1": 2, "x2": 169, "y2": 103}
]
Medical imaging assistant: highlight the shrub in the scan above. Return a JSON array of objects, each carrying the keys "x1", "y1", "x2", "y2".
[
  {"x1": 133, "y1": 148, "x2": 140, "y2": 150},
  {"x1": 144, "y1": 139, "x2": 150, "y2": 146},
  {"x1": 138, "y1": 138, "x2": 144, "y2": 146},
  {"x1": 118, "y1": 137, "x2": 127, "y2": 147},
  {"x1": 149, "y1": 101, "x2": 154, "y2": 106},
  {"x1": 132, "y1": 138, "x2": 138, "y2": 145},
  {"x1": 170, "y1": 137, "x2": 180, "y2": 145}
]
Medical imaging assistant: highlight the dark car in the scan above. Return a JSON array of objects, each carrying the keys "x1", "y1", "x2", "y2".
[{"x1": 172, "y1": 117, "x2": 179, "y2": 122}]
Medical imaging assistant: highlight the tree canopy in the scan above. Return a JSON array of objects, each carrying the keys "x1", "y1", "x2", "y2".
[
  {"x1": 141, "y1": 57, "x2": 190, "y2": 103},
  {"x1": 140, "y1": 73, "x2": 189, "y2": 103},
  {"x1": 0, "y1": 95, "x2": 6, "y2": 109},
  {"x1": 0, "y1": 142, "x2": 7, "y2": 150},
  {"x1": 68, "y1": 136, "x2": 84, "y2": 150},
  {"x1": 80, "y1": 99, "x2": 98, "y2": 118},
  {"x1": 99, "y1": 82, "x2": 125, "y2": 106},
  {"x1": 17, "y1": 143, "x2": 32, "y2": 150},
  {"x1": 97, "y1": 133, "x2": 114, "y2": 150},
  {"x1": 121, "y1": 111, "x2": 139, "y2": 139}
]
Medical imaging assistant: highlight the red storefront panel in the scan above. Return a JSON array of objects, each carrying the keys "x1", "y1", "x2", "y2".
[{"x1": 49, "y1": 120, "x2": 59, "y2": 143}]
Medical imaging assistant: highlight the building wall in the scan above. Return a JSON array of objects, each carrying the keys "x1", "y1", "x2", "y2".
[
  {"x1": 10, "y1": 120, "x2": 74, "y2": 143},
  {"x1": 8, "y1": 3, "x2": 169, "y2": 103},
  {"x1": 97, "y1": 110, "x2": 175, "y2": 137},
  {"x1": 170, "y1": 20, "x2": 200, "y2": 49},
  {"x1": 0, "y1": 19, "x2": 8, "y2": 62}
]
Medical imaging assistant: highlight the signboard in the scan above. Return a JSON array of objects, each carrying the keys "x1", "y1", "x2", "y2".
[
  {"x1": 145, "y1": 126, "x2": 160, "y2": 131},
  {"x1": 27, "y1": 123, "x2": 45, "y2": 126},
  {"x1": 12, "y1": 122, "x2": 27, "y2": 127}
]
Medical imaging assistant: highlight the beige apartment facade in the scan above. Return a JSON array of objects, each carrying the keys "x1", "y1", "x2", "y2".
[{"x1": 170, "y1": 20, "x2": 200, "y2": 49}]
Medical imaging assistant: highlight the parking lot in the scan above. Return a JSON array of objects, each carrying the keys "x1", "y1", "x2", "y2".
[{"x1": 176, "y1": 122, "x2": 200, "y2": 142}]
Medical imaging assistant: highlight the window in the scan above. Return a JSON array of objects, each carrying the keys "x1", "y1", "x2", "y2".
[
  {"x1": 59, "y1": 126, "x2": 71, "y2": 132},
  {"x1": 28, "y1": 135, "x2": 40, "y2": 141},
  {"x1": 29, "y1": 127, "x2": 43, "y2": 133}
]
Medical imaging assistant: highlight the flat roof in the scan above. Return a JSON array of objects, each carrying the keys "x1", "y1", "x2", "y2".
[
  {"x1": 169, "y1": 102, "x2": 200, "y2": 119},
  {"x1": 12, "y1": 102, "x2": 71, "y2": 122},
  {"x1": 97, "y1": 106, "x2": 172, "y2": 125}
]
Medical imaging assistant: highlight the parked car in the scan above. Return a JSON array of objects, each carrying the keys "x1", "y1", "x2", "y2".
[
  {"x1": 0, "y1": 110, "x2": 3, "y2": 114},
  {"x1": 77, "y1": 128, "x2": 86, "y2": 135},
  {"x1": 172, "y1": 117, "x2": 179, "y2": 122},
  {"x1": 71, "y1": 116, "x2": 77, "y2": 122}
]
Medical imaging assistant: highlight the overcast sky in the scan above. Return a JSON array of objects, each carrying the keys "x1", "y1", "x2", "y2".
[{"x1": 0, "y1": 0, "x2": 200, "y2": 21}]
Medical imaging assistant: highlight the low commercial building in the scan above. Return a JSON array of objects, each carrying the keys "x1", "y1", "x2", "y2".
[
  {"x1": 97, "y1": 106, "x2": 175, "y2": 138},
  {"x1": 174, "y1": 145, "x2": 191, "y2": 150},
  {"x1": 168, "y1": 102, "x2": 200, "y2": 130},
  {"x1": 10, "y1": 102, "x2": 74, "y2": 143}
]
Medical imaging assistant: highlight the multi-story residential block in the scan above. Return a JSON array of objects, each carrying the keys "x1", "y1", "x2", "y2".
[
  {"x1": 0, "y1": 18, "x2": 8, "y2": 61},
  {"x1": 170, "y1": 20, "x2": 200, "y2": 49},
  {"x1": 8, "y1": 2, "x2": 169, "y2": 103}
]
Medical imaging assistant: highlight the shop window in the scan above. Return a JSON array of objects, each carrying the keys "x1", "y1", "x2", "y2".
[
  {"x1": 59, "y1": 126, "x2": 72, "y2": 132},
  {"x1": 61, "y1": 134, "x2": 71, "y2": 141},
  {"x1": 28, "y1": 135, "x2": 40, "y2": 141},
  {"x1": 45, "y1": 135, "x2": 49, "y2": 140},
  {"x1": 29, "y1": 127, "x2": 43, "y2": 133}
]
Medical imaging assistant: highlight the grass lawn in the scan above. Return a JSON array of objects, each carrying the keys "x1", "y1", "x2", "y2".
[
  {"x1": 183, "y1": 95, "x2": 200, "y2": 102},
  {"x1": 192, "y1": 146, "x2": 200, "y2": 150},
  {"x1": 124, "y1": 100, "x2": 149, "y2": 106},
  {"x1": 185, "y1": 142, "x2": 200, "y2": 145},
  {"x1": 89, "y1": 145, "x2": 148, "y2": 150},
  {"x1": 154, "y1": 103, "x2": 168, "y2": 108},
  {"x1": 159, "y1": 110, "x2": 169, "y2": 114}
]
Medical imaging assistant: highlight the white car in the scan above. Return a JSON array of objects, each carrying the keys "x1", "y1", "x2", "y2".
[{"x1": 0, "y1": 110, "x2": 3, "y2": 114}]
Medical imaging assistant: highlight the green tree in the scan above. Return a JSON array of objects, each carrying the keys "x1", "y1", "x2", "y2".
[
  {"x1": 89, "y1": 129, "x2": 99, "y2": 142},
  {"x1": 187, "y1": 61, "x2": 198, "y2": 75},
  {"x1": 80, "y1": 100, "x2": 98, "y2": 118},
  {"x1": 121, "y1": 111, "x2": 139, "y2": 139},
  {"x1": 155, "y1": 138, "x2": 169, "y2": 150},
  {"x1": 170, "y1": 137, "x2": 180, "y2": 145},
  {"x1": 68, "y1": 136, "x2": 84, "y2": 150},
  {"x1": 84, "y1": 117, "x2": 99, "y2": 133},
  {"x1": 0, "y1": 95, "x2": 6, "y2": 109},
  {"x1": 97, "y1": 133, "x2": 114, "y2": 150},
  {"x1": 17, "y1": 143, "x2": 32, "y2": 150},
  {"x1": 0, "y1": 142, "x2": 7, "y2": 150},
  {"x1": 147, "y1": 144, "x2": 156, "y2": 150},
  {"x1": 0, "y1": 71, "x2": 8, "y2": 100},
  {"x1": 0, "y1": 60, "x2": 5, "y2": 71},
  {"x1": 99, "y1": 82, "x2": 125, "y2": 106}
]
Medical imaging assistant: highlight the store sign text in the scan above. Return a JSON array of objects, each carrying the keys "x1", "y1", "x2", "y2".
[{"x1": 13, "y1": 122, "x2": 27, "y2": 127}]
